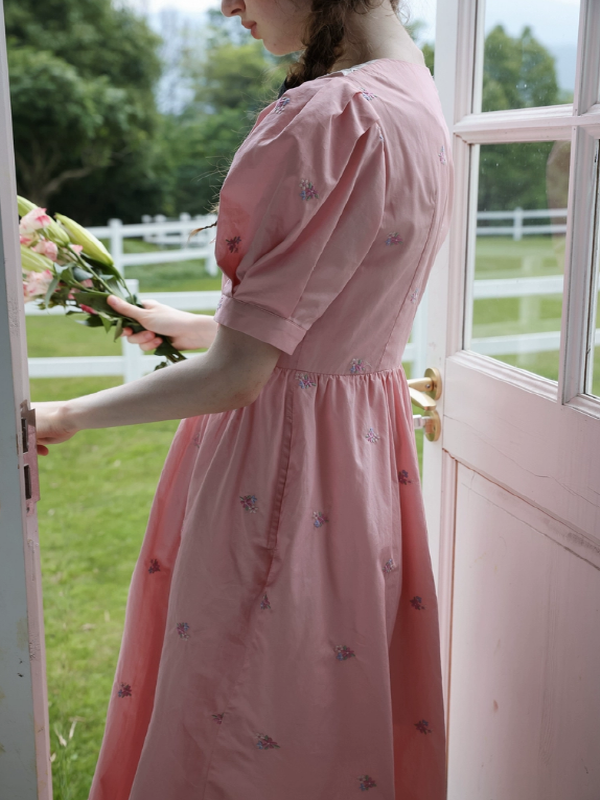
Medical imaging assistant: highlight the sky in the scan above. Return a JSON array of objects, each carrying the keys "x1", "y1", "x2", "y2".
[
  {"x1": 131, "y1": 0, "x2": 579, "y2": 44},
  {"x1": 129, "y1": 0, "x2": 581, "y2": 88}
]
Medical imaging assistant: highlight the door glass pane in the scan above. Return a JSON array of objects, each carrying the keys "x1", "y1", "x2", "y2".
[
  {"x1": 482, "y1": 0, "x2": 580, "y2": 112},
  {"x1": 466, "y1": 140, "x2": 571, "y2": 381}
]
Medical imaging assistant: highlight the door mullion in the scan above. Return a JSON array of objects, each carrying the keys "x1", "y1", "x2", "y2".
[
  {"x1": 560, "y1": 0, "x2": 600, "y2": 406},
  {"x1": 574, "y1": 0, "x2": 600, "y2": 116},
  {"x1": 558, "y1": 128, "x2": 598, "y2": 403}
]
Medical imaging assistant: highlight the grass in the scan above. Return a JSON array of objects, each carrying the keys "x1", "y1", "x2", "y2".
[
  {"x1": 29, "y1": 234, "x2": 599, "y2": 796},
  {"x1": 32, "y1": 376, "x2": 179, "y2": 800},
  {"x1": 112, "y1": 237, "x2": 220, "y2": 293}
]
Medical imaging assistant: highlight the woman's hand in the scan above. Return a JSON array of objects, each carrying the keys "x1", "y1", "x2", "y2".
[
  {"x1": 107, "y1": 295, "x2": 218, "y2": 352},
  {"x1": 33, "y1": 401, "x2": 79, "y2": 455}
]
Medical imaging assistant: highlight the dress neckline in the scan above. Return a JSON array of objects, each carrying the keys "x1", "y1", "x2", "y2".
[
  {"x1": 320, "y1": 57, "x2": 431, "y2": 78},
  {"x1": 276, "y1": 57, "x2": 431, "y2": 98}
]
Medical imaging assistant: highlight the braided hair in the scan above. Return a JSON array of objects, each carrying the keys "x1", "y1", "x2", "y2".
[
  {"x1": 284, "y1": 0, "x2": 403, "y2": 91},
  {"x1": 192, "y1": 0, "x2": 404, "y2": 236}
]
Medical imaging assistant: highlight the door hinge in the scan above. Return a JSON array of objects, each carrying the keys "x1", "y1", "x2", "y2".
[{"x1": 20, "y1": 400, "x2": 40, "y2": 514}]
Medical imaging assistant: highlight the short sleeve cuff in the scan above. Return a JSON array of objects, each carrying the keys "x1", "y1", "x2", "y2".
[{"x1": 214, "y1": 295, "x2": 306, "y2": 355}]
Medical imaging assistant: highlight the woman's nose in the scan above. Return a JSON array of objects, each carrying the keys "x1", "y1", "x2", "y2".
[{"x1": 221, "y1": 0, "x2": 245, "y2": 18}]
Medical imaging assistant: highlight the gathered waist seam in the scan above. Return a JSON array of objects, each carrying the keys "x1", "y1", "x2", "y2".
[{"x1": 274, "y1": 364, "x2": 407, "y2": 378}]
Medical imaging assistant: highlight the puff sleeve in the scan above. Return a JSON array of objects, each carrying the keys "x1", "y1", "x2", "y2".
[{"x1": 213, "y1": 82, "x2": 386, "y2": 355}]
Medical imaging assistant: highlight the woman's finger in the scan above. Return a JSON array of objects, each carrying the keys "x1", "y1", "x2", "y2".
[
  {"x1": 125, "y1": 330, "x2": 157, "y2": 345},
  {"x1": 140, "y1": 337, "x2": 163, "y2": 351},
  {"x1": 107, "y1": 295, "x2": 149, "y2": 322}
]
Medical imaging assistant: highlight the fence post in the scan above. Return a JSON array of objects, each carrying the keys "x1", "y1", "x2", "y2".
[
  {"x1": 109, "y1": 218, "x2": 124, "y2": 276},
  {"x1": 513, "y1": 207, "x2": 524, "y2": 241},
  {"x1": 179, "y1": 212, "x2": 191, "y2": 246},
  {"x1": 122, "y1": 279, "x2": 144, "y2": 383}
]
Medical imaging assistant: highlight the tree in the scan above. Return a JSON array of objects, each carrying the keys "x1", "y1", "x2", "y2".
[
  {"x1": 482, "y1": 25, "x2": 559, "y2": 112},
  {"x1": 5, "y1": 0, "x2": 166, "y2": 223},
  {"x1": 478, "y1": 26, "x2": 561, "y2": 213},
  {"x1": 165, "y1": 11, "x2": 290, "y2": 215},
  {"x1": 414, "y1": 23, "x2": 562, "y2": 213},
  {"x1": 405, "y1": 19, "x2": 434, "y2": 74}
]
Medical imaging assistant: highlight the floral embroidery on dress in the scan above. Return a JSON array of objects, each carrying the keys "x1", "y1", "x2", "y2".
[
  {"x1": 415, "y1": 719, "x2": 432, "y2": 734},
  {"x1": 296, "y1": 372, "x2": 317, "y2": 389},
  {"x1": 192, "y1": 431, "x2": 201, "y2": 448},
  {"x1": 360, "y1": 88, "x2": 377, "y2": 101},
  {"x1": 335, "y1": 644, "x2": 356, "y2": 661},
  {"x1": 409, "y1": 288, "x2": 420, "y2": 304},
  {"x1": 118, "y1": 683, "x2": 132, "y2": 698},
  {"x1": 349, "y1": 358, "x2": 371, "y2": 374},
  {"x1": 382, "y1": 557, "x2": 396, "y2": 574},
  {"x1": 148, "y1": 558, "x2": 160, "y2": 574},
  {"x1": 386, "y1": 232, "x2": 403, "y2": 246},
  {"x1": 274, "y1": 96, "x2": 290, "y2": 114},
  {"x1": 439, "y1": 146, "x2": 447, "y2": 165},
  {"x1": 260, "y1": 594, "x2": 271, "y2": 610},
  {"x1": 313, "y1": 511, "x2": 329, "y2": 528},
  {"x1": 398, "y1": 470, "x2": 412, "y2": 485},
  {"x1": 365, "y1": 428, "x2": 380, "y2": 444},
  {"x1": 216, "y1": 296, "x2": 223, "y2": 311},
  {"x1": 256, "y1": 733, "x2": 280, "y2": 749},
  {"x1": 240, "y1": 495, "x2": 258, "y2": 513},
  {"x1": 212, "y1": 713, "x2": 224, "y2": 724},
  {"x1": 299, "y1": 179, "x2": 319, "y2": 201},
  {"x1": 177, "y1": 622, "x2": 190, "y2": 639},
  {"x1": 359, "y1": 775, "x2": 378, "y2": 791},
  {"x1": 225, "y1": 236, "x2": 241, "y2": 254},
  {"x1": 410, "y1": 596, "x2": 426, "y2": 611}
]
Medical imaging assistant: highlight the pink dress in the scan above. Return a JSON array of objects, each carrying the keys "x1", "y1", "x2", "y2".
[{"x1": 88, "y1": 58, "x2": 454, "y2": 800}]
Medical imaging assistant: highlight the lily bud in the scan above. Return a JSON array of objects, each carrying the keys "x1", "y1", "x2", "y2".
[
  {"x1": 55, "y1": 213, "x2": 114, "y2": 268},
  {"x1": 17, "y1": 196, "x2": 71, "y2": 246},
  {"x1": 44, "y1": 220, "x2": 71, "y2": 247},
  {"x1": 17, "y1": 196, "x2": 37, "y2": 217},
  {"x1": 20, "y1": 244, "x2": 55, "y2": 272}
]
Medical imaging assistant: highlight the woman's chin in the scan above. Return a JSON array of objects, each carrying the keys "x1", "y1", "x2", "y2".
[{"x1": 262, "y1": 38, "x2": 303, "y2": 58}]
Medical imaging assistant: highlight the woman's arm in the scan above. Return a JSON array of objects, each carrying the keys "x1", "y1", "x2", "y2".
[
  {"x1": 107, "y1": 295, "x2": 219, "y2": 352},
  {"x1": 34, "y1": 324, "x2": 282, "y2": 453}
]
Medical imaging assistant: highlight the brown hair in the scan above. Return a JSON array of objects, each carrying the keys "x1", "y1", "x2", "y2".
[
  {"x1": 190, "y1": 0, "x2": 404, "y2": 239},
  {"x1": 285, "y1": 0, "x2": 403, "y2": 89}
]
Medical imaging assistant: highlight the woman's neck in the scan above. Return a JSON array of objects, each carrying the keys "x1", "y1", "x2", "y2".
[{"x1": 330, "y1": 6, "x2": 425, "y2": 73}]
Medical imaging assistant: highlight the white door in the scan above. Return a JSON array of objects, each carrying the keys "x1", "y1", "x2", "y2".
[
  {"x1": 0, "y1": 3, "x2": 52, "y2": 797},
  {"x1": 424, "y1": 0, "x2": 600, "y2": 795}
]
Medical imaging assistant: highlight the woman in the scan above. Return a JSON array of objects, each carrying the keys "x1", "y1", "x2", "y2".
[{"x1": 36, "y1": 0, "x2": 453, "y2": 797}]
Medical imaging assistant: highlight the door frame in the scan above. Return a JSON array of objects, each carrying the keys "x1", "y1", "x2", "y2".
[
  {"x1": 424, "y1": 0, "x2": 600, "y2": 733},
  {"x1": 0, "y1": 2, "x2": 51, "y2": 796}
]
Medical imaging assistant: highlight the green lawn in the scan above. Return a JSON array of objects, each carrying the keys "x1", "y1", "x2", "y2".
[
  {"x1": 28, "y1": 235, "x2": 600, "y2": 797},
  {"x1": 33, "y1": 377, "x2": 179, "y2": 800},
  {"x1": 29, "y1": 257, "x2": 222, "y2": 799}
]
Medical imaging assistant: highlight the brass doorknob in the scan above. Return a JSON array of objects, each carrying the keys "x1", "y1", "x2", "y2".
[{"x1": 407, "y1": 367, "x2": 442, "y2": 442}]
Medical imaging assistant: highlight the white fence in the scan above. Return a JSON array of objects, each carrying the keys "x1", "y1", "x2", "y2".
[
  {"x1": 92, "y1": 214, "x2": 219, "y2": 276},
  {"x1": 25, "y1": 208, "x2": 589, "y2": 383},
  {"x1": 477, "y1": 207, "x2": 568, "y2": 241}
]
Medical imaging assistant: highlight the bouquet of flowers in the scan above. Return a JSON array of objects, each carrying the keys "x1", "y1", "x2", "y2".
[{"x1": 19, "y1": 196, "x2": 186, "y2": 369}]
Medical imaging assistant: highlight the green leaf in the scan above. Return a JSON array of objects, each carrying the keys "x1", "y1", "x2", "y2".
[
  {"x1": 113, "y1": 318, "x2": 124, "y2": 342},
  {"x1": 72, "y1": 292, "x2": 113, "y2": 315},
  {"x1": 76, "y1": 316, "x2": 104, "y2": 327},
  {"x1": 44, "y1": 275, "x2": 60, "y2": 307},
  {"x1": 73, "y1": 266, "x2": 94, "y2": 281},
  {"x1": 100, "y1": 315, "x2": 113, "y2": 333}
]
